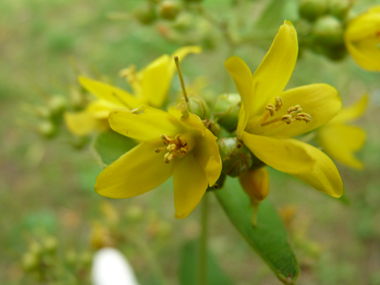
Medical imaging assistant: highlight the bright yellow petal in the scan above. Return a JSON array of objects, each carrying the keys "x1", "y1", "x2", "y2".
[
  {"x1": 95, "y1": 139, "x2": 174, "y2": 198},
  {"x1": 347, "y1": 38, "x2": 380, "y2": 71},
  {"x1": 79, "y1": 76, "x2": 142, "y2": 108},
  {"x1": 140, "y1": 55, "x2": 170, "y2": 107},
  {"x1": 192, "y1": 129, "x2": 222, "y2": 186},
  {"x1": 242, "y1": 132, "x2": 343, "y2": 197},
  {"x1": 317, "y1": 123, "x2": 365, "y2": 169},
  {"x1": 109, "y1": 106, "x2": 185, "y2": 141},
  {"x1": 245, "y1": 84, "x2": 341, "y2": 139},
  {"x1": 173, "y1": 154, "x2": 208, "y2": 219},
  {"x1": 345, "y1": 9, "x2": 380, "y2": 41},
  {"x1": 242, "y1": 132, "x2": 313, "y2": 173},
  {"x1": 168, "y1": 46, "x2": 202, "y2": 78},
  {"x1": 86, "y1": 100, "x2": 119, "y2": 119},
  {"x1": 331, "y1": 93, "x2": 369, "y2": 123},
  {"x1": 64, "y1": 111, "x2": 97, "y2": 136},
  {"x1": 224, "y1": 56, "x2": 254, "y2": 137},
  {"x1": 250, "y1": 20, "x2": 298, "y2": 115}
]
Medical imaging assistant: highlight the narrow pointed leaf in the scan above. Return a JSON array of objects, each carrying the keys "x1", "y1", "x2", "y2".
[{"x1": 215, "y1": 177, "x2": 299, "y2": 284}]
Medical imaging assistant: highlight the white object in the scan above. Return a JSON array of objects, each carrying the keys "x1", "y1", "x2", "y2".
[{"x1": 92, "y1": 247, "x2": 140, "y2": 285}]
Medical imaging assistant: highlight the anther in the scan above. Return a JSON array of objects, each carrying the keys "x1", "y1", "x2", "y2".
[
  {"x1": 164, "y1": 153, "x2": 175, "y2": 163},
  {"x1": 180, "y1": 147, "x2": 188, "y2": 155},
  {"x1": 287, "y1": 105, "x2": 302, "y2": 114},
  {"x1": 161, "y1": 134, "x2": 172, "y2": 144},
  {"x1": 167, "y1": 144, "x2": 178, "y2": 152},
  {"x1": 176, "y1": 134, "x2": 187, "y2": 146},
  {"x1": 296, "y1": 112, "x2": 312, "y2": 123},
  {"x1": 281, "y1": 114, "x2": 293, "y2": 125},
  {"x1": 265, "y1": 104, "x2": 276, "y2": 116},
  {"x1": 275, "y1": 97, "x2": 282, "y2": 111}
]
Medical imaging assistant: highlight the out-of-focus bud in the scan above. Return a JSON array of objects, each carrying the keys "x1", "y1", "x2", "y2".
[
  {"x1": 43, "y1": 236, "x2": 58, "y2": 253},
  {"x1": 219, "y1": 137, "x2": 252, "y2": 177},
  {"x1": 312, "y1": 15, "x2": 344, "y2": 46},
  {"x1": 100, "y1": 201, "x2": 119, "y2": 226},
  {"x1": 299, "y1": 0, "x2": 327, "y2": 21},
  {"x1": 37, "y1": 121, "x2": 57, "y2": 138},
  {"x1": 125, "y1": 205, "x2": 144, "y2": 222},
  {"x1": 322, "y1": 43, "x2": 347, "y2": 61},
  {"x1": 22, "y1": 253, "x2": 39, "y2": 272},
  {"x1": 134, "y1": 3, "x2": 157, "y2": 25},
  {"x1": 239, "y1": 167, "x2": 270, "y2": 226},
  {"x1": 29, "y1": 241, "x2": 42, "y2": 257},
  {"x1": 213, "y1": 94, "x2": 240, "y2": 132},
  {"x1": 328, "y1": 0, "x2": 351, "y2": 20},
  {"x1": 65, "y1": 249, "x2": 77, "y2": 266},
  {"x1": 188, "y1": 95, "x2": 210, "y2": 119},
  {"x1": 35, "y1": 106, "x2": 51, "y2": 119},
  {"x1": 172, "y1": 13, "x2": 193, "y2": 32},
  {"x1": 159, "y1": 1, "x2": 181, "y2": 21},
  {"x1": 48, "y1": 95, "x2": 67, "y2": 115}
]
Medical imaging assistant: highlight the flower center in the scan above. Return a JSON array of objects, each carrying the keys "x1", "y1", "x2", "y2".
[
  {"x1": 260, "y1": 97, "x2": 311, "y2": 127},
  {"x1": 155, "y1": 134, "x2": 189, "y2": 163}
]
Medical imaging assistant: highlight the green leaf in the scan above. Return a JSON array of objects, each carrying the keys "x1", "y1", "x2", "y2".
[
  {"x1": 179, "y1": 239, "x2": 232, "y2": 285},
  {"x1": 214, "y1": 177, "x2": 299, "y2": 284},
  {"x1": 93, "y1": 130, "x2": 137, "y2": 165}
]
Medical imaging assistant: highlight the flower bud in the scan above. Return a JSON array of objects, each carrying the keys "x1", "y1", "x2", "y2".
[
  {"x1": 213, "y1": 93, "x2": 240, "y2": 132},
  {"x1": 48, "y1": 95, "x2": 67, "y2": 116},
  {"x1": 219, "y1": 137, "x2": 253, "y2": 178},
  {"x1": 312, "y1": 15, "x2": 344, "y2": 46},
  {"x1": 159, "y1": 1, "x2": 181, "y2": 21},
  {"x1": 22, "y1": 253, "x2": 39, "y2": 272},
  {"x1": 328, "y1": 0, "x2": 351, "y2": 20},
  {"x1": 299, "y1": 0, "x2": 327, "y2": 21},
  {"x1": 37, "y1": 121, "x2": 57, "y2": 138},
  {"x1": 188, "y1": 95, "x2": 210, "y2": 119},
  {"x1": 239, "y1": 167, "x2": 270, "y2": 226},
  {"x1": 134, "y1": 3, "x2": 157, "y2": 25},
  {"x1": 239, "y1": 167, "x2": 270, "y2": 202},
  {"x1": 43, "y1": 236, "x2": 58, "y2": 253}
]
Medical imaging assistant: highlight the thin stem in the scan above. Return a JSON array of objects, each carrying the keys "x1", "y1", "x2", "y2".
[
  {"x1": 199, "y1": 192, "x2": 209, "y2": 285},
  {"x1": 174, "y1": 56, "x2": 189, "y2": 104}
]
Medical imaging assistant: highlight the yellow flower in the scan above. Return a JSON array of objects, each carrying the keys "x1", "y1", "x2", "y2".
[
  {"x1": 95, "y1": 104, "x2": 222, "y2": 219},
  {"x1": 344, "y1": 6, "x2": 380, "y2": 71},
  {"x1": 225, "y1": 21, "x2": 343, "y2": 198},
  {"x1": 65, "y1": 46, "x2": 201, "y2": 135},
  {"x1": 317, "y1": 94, "x2": 368, "y2": 169}
]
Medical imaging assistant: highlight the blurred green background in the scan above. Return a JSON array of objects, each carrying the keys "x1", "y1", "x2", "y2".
[{"x1": 1, "y1": 0, "x2": 380, "y2": 284}]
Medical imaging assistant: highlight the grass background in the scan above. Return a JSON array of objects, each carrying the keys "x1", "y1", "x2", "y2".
[{"x1": 1, "y1": 0, "x2": 380, "y2": 284}]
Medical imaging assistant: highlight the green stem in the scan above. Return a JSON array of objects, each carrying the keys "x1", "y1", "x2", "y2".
[{"x1": 199, "y1": 192, "x2": 209, "y2": 285}]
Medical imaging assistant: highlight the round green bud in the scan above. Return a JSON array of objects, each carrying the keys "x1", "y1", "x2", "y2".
[
  {"x1": 43, "y1": 236, "x2": 58, "y2": 253},
  {"x1": 35, "y1": 106, "x2": 52, "y2": 119},
  {"x1": 125, "y1": 205, "x2": 144, "y2": 221},
  {"x1": 134, "y1": 3, "x2": 157, "y2": 25},
  {"x1": 188, "y1": 95, "x2": 210, "y2": 119},
  {"x1": 213, "y1": 93, "x2": 240, "y2": 132},
  {"x1": 22, "y1": 253, "x2": 39, "y2": 271},
  {"x1": 328, "y1": 0, "x2": 351, "y2": 20},
  {"x1": 29, "y1": 241, "x2": 42, "y2": 256},
  {"x1": 299, "y1": 0, "x2": 327, "y2": 21},
  {"x1": 219, "y1": 137, "x2": 253, "y2": 178},
  {"x1": 48, "y1": 96, "x2": 66, "y2": 116},
  {"x1": 159, "y1": 1, "x2": 181, "y2": 21},
  {"x1": 312, "y1": 15, "x2": 343, "y2": 46},
  {"x1": 37, "y1": 121, "x2": 57, "y2": 138},
  {"x1": 321, "y1": 44, "x2": 347, "y2": 61},
  {"x1": 171, "y1": 13, "x2": 193, "y2": 32}
]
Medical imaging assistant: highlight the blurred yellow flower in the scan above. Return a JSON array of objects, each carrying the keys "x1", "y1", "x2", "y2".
[
  {"x1": 95, "y1": 104, "x2": 222, "y2": 219},
  {"x1": 225, "y1": 21, "x2": 343, "y2": 198},
  {"x1": 344, "y1": 6, "x2": 380, "y2": 71},
  {"x1": 65, "y1": 46, "x2": 202, "y2": 135},
  {"x1": 317, "y1": 94, "x2": 368, "y2": 169}
]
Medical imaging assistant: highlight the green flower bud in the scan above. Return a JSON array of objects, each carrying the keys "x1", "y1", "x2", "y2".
[
  {"x1": 35, "y1": 106, "x2": 51, "y2": 119},
  {"x1": 43, "y1": 236, "x2": 58, "y2": 253},
  {"x1": 219, "y1": 137, "x2": 253, "y2": 178},
  {"x1": 37, "y1": 121, "x2": 57, "y2": 138},
  {"x1": 312, "y1": 15, "x2": 343, "y2": 46},
  {"x1": 134, "y1": 3, "x2": 157, "y2": 25},
  {"x1": 188, "y1": 95, "x2": 210, "y2": 119},
  {"x1": 299, "y1": 0, "x2": 327, "y2": 21},
  {"x1": 159, "y1": 1, "x2": 181, "y2": 21},
  {"x1": 321, "y1": 43, "x2": 347, "y2": 61},
  {"x1": 125, "y1": 205, "x2": 144, "y2": 221},
  {"x1": 213, "y1": 94, "x2": 240, "y2": 132},
  {"x1": 22, "y1": 253, "x2": 39, "y2": 271},
  {"x1": 48, "y1": 96, "x2": 66, "y2": 116},
  {"x1": 328, "y1": 0, "x2": 351, "y2": 20}
]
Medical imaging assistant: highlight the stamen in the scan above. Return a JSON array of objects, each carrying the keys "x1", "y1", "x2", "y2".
[
  {"x1": 265, "y1": 104, "x2": 276, "y2": 116},
  {"x1": 275, "y1": 97, "x2": 282, "y2": 111},
  {"x1": 158, "y1": 133, "x2": 189, "y2": 163},
  {"x1": 295, "y1": 113, "x2": 312, "y2": 123},
  {"x1": 287, "y1": 105, "x2": 302, "y2": 114},
  {"x1": 281, "y1": 114, "x2": 293, "y2": 125}
]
